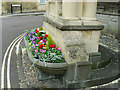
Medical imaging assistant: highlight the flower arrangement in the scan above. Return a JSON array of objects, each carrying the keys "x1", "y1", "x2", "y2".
[{"x1": 25, "y1": 26, "x2": 65, "y2": 63}]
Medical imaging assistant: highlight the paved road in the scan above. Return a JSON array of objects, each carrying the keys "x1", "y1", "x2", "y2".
[{"x1": 0, "y1": 15, "x2": 44, "y2": 88}]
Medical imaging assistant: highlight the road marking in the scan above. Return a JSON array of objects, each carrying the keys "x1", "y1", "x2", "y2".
[
  {"x1": 91, "y1": 78, "x2": 120, "y2": 88},
  {"x1": 7, "y1": 35, "x2": 24, "y2": 89},
  {"x1": 1, "y1": 33, "x2": 25, "y2": 89},
  {"x1": 16, "y1": 38, "x2": 22, "y2": 56}
]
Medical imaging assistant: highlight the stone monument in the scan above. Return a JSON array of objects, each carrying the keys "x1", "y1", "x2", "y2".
[{"x1": 43, "y1": 0, "x2": 103, "y2": 88}]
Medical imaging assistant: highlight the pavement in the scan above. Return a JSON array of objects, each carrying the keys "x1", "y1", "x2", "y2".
[{"x1": 0, "y1": 12, "x2": 45, "y2": 18}]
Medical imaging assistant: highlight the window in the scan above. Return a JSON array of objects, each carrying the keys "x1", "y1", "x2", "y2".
[{"x1": 40, "y1": 0, "x2": 46, "y2": 4}]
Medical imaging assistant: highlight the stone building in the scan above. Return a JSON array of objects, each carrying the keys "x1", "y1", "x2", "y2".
[{"x1": 1, "y1": 0, "x2": 46, "y2": 14}]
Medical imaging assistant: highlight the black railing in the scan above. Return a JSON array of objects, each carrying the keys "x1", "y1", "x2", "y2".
[{"x1": 11, "y1": 4, "x2": 22, "y2": 14}]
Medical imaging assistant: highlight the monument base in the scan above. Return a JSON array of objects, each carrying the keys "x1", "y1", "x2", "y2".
[
  {"x1": 34, "y1": 66, "x2": 56, "y2": 81},
  {"x1": 63, "y1": 61, "x2": 92, "y2": 88},
  {"x1": 89, "y1": 52, "x2": 101, "y2": 64}
]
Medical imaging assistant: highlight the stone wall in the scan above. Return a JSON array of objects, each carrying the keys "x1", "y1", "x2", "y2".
[
  {"x1": 97, "y1": 14, "x2": 119, "y2": 39},
  {"x1": 97, "y1": 2, "x2": 119, "y2": 15},
  {"x1": 97, "y1": 2, "x2": 119, "y2": 39},
  {"x1": 37, "y1": 3, "x2": 46, "y2": 12}
]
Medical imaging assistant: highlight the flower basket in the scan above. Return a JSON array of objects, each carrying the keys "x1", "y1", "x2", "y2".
[{"x1": 24, "y1": 27, "x2": 67, "y2": 75}]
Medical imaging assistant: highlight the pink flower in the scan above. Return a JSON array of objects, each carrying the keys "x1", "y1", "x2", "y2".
[
  {"x1": 36, "y1": 44, "x2": 38, "y2": 46},
  {"x1": 32, "y1": 32, "x2": 35, "y2": 34},
  {"x1": 42, "y1": 39, "x2": 46, "y2": 43},
  {"x1": 35, "y1": 49, "x2": 38, "y2": 52},
  {"x1": 40, "y1": 49, "x2": 46, "y2": 53},
  {"x1": 56, "y1": 47, "x2": 61, "y2": 51},
  {"x1": 43, "y1": 47, "x2": 46, "y2": 49}
]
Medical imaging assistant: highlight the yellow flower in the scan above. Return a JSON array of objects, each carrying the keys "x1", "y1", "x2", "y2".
[{"x1": 29, "y1": 41, "x2": 32, "y2": 46}]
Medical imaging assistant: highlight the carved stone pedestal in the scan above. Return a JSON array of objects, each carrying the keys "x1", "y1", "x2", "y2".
[
  {"x1": 34, "y1": 66, "x2": 56, "y2": 81},
  {"x1": 63, "y1": 61, "x2": 92, "y2": 88}
]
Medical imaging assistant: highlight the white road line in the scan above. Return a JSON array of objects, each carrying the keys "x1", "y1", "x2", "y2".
[
  {"x1": 16, "y1": 39, "x2": 22, "y2": 56},
  {"x1": 1, "y1": 33, "x2": 25, "y2": 89},
  {"x1": 91, "y1": 78, "x2": 120, "y2": 88},
  {"x1": 7, "y1": 35, "x2": 24, "y2": 89}
]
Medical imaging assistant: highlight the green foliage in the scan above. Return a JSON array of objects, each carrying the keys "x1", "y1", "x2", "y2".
[
  {"x1": 39, "y1": 26, "x2": 43, "y2": 31},
  {"x1": 37, "y1": 32, "x2": 42, "y2": 37},
  {"x1": 46, "y1": 34, "x2": 55, "y2": 50}
]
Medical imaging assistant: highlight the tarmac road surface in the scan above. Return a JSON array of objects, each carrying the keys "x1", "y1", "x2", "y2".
[{"x1": 0, "y1": 15, "x2": 44, "y2": 89}]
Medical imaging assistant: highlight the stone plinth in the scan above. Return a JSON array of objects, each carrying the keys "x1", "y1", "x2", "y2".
[
  {"x1": 43, "y1": 15, "x2": 103, "y2": 88},
  {"x1": 44, "y1": 15, "x2": 103, "y2": 54},
  {"x1": 63, "y1": 61, "x2": 92, "y2": 88},
  {"x1": 43, "y1": 0, "x2": 103, "y2": 88},
  {"x1": 43, "y1": 18, "x2": 89, "y2": 64}
]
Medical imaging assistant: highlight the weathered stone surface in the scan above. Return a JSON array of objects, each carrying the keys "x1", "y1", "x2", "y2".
[
  {"x1": 81, "y1": 31, "x2": 101, "y2": 53},
  {"x1": 82, "y1": 20, "x2": 101, "y2": 26},
  {"x1": 43, "y1": 21, "x2": 89, "y2": 64},
  {"x1": 63, "y1": 61, "x2": 92, "y2": 88},
  {"x1": 44, "y1": 16, "x2": 102, "y2": 53},
  {"x1": 34, "y1": 66, "x2": 56, "y2": 81},
  {"x1": 89, "y1": 52, "x2": 101, "y2": 64},
  {"x1": 44, "y1": 15, "x2": 104, "y2": 30},
  {"x1": 43, "y1": 20, "x2": 102, "y2": 64}
]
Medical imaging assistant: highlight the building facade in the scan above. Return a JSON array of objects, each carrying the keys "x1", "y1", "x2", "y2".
[{"x1": 2, "y1": 0, "x2": 46, "y2": 14}]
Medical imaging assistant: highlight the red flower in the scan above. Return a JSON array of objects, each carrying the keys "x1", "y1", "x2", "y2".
[
  {"x1": 44, "y1": 34, "x2": 48, "y2": 38},
  {"x1": 37, "y1": 42, "x2": 39, "y2": 44},
  {"x1": 56, "y1": 47, "x2": 61, "y2": 51},
  {"x1": 38, "y1": 37, "x2": 43, "y2": 40},
  {"x1": 50, "y1": 44, "x2": 55, "y2": 48},
  {"x1": 35, "y1": 29, "x2": 39, "y2": 33},
  {"x1": 39, "y1": 44, "x2": 43, "y2": 48}
]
